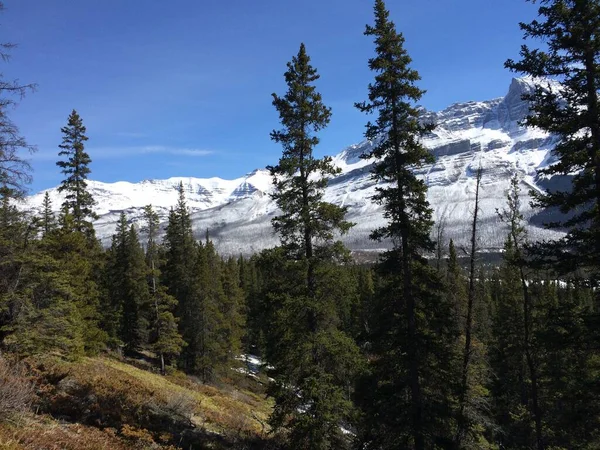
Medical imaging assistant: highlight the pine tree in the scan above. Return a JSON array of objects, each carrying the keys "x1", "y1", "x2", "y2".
[
  {"x1": 3, "y1": 241, "x2": 86, "y2": 360},
  {"x1": 56, "y1": 110, "x2": 97, "y2": 235},
  {"x1": 220, "y1": 257, "x2": 245, "y2": 365},
  {"x1": 142, "y1": 205, "x2": 183, "y2": 374},
  {"x1": 505, "y1": 4, "x2": 600, "y2": 444},
  {"x1": 163, "y1": 184, "x2": 199, "y2": 373},
  {"x1": 354, "y1": 1, "x2": 460, "y2": 448},
  {"x1": 43, "y1": 213, "x2": 106, "y2": 355},
  {"x1": 103, "y1": 212, "x2": 152, "y2": 354},
  {"x1": 121, "y1": 224, "x2": 151, "y2": 354},
  {"x1": 538, "y1": 280, "x2": 599, "y2": 448},
  {"x1": 39, "y1": 192, "x2": 56, "y2": 237},
  {"x1": 0, "y1": 185, "x2": 31, "y2": 345},
  {"x1": 103, "y1": 212, "x2": 128, "y2": 347},
  {"x1": 265, "y1": 43, "x2": 361, "y2": 449},
  {"x1": 505, "y1": 0, "x2": 600, "y2": 280},
  {"x1": 497, "y1": 173, "x2": 545, "y2": 449},
  {"x1": 0, "y1": 16, "x2": 36, "y2": 344},
  {"x1": 488, "y1": 253, "x2": 532, "y2": 449},
  {"x1": 455, "y1": 168, "x2": 494, "y2": 449},
  {"x1": 238, "y1": 255, "x2": 263, "y2": 355},
  {"x1": 0, "y1": 189, "x2": 90, "y2": 359},
  {"x1": 193, "y1": 238, "x2": 236, "y2": 382}
]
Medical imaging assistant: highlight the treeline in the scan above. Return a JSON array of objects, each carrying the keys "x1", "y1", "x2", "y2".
[
  {"x1": 0, "y1": 110, "x2": 245, "y2": 382},
  {"x1": 1, "y1": 0, "x2": 600, "y2": 449}
]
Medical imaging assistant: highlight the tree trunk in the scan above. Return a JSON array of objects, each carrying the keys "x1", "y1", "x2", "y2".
[
  {"x1": 395, "y1": 145, "x2": 424, "y2": 450},
  {"x1": 456, "y1": 167, "x2": 481, "y2": 446},
  {"x1": 151, "y1": 260, "x2": 166, "y2": 376},
  {"x1": 513, "y1": 233, "x2": 544, "y2": 450}
]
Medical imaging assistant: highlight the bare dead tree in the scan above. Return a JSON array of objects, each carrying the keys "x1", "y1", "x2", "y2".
[
  {"x1": 434, "y1": 205, "x2": 449, "y2": 271},
  {"x1": 497, "y1": 172, "x2": 544, "y2": 449},
  {"x1": 456, "y1": 166, "x2": 482, "y2": 446},
  {"x1": 0, "y1": 1, "x2": 36, "y2": 198}
]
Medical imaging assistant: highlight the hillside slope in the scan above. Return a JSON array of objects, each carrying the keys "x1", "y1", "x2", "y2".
[{"x1": 0, "y1": 355, "x2": 275, "y2": 450}]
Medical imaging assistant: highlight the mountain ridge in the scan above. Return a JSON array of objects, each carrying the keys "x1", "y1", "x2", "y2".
[{"x1": 25, "y1": 77, "x2": 565, "y2": 255}]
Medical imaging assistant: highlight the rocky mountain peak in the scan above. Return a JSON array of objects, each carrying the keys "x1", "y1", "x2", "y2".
[{"x1": 25, "y1": 78, "x2": 564, "y2": 255}]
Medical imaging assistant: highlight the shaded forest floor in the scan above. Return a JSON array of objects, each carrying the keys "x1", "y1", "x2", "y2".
[{"x1": 0, "y1": 354, "x2": 277, "y2": 449}]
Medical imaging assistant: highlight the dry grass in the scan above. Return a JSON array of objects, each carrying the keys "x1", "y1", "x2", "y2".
[
  {"x1": 26, "y1": 355, "x2": 274, "y2": 448},
  {"x1": 97, "y1": 357, "x2": 273, "y2": 436},
  {"x1": 0, "y1": 414, "x2": 180, "y2": 450},
  {"x1": 0, "y1": 356, "x2": 34, "y2": 424}
]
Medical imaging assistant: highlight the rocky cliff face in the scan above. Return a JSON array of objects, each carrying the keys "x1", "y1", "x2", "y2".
[{"x1": 25, "y1": 77, "x2": 565, "y2": 255}]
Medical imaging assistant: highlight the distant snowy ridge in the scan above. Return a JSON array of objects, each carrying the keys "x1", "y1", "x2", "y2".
[{"x1": 26, "y1": 77, "x2": 565, "y2": 255}]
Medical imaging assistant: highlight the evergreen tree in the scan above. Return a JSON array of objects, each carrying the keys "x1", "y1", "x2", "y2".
[
  {"x1": 265, "y1": 43, "x2": 361, "y2": 449},
  {"x1": 102, "y1": 212, "x2": 128, "y2": 347},
  {"x1": 488, "y1": 251, "x2": 532, "y2": 449},
  {"x1": 3, "y1": 241, "x2": 86, "y2": 360},
  {"x1": 0, "y1": 16, "x2": 36, "y2": 346},
  {"x1": 43, "y1": 212, "x2": 106, "y2": 355},
  {"x1": 142, "y1": 205, "x2": 183, "y2": 374},
  {"x1": 354, "y1": 1, "x2": 459, "y2": 447},
  {"x1": 163, "y1": 184, "x2": 199, "y2": 372},
  {"x1": 56, "y1": 110, "x2": 97, "y2": 235},
  {"x1": 506, "y1": 6, "x2": 600, "y2": 444},
  {"x1": 194, "y1": 239, "x2": 234, "y2": 382},
  {"x1": 238, "y1": 255, "x2": 263, "y2": 355},
  {"x1": 39, "y1": 192, "x2": 56, "y2": 237},
  {"x1": 0, "y1": 186, "x2": 31, "y2": 344},
  {"x1": 497, "y1": 173, "x2": 544, "y2": 449},
  {"x1": 103, "y1": 213, "x2": 153, "y2": 354},
  {"x1": 220, "y1": 257, "x2": 245, "y2": 365},
  {"x1": 121, "y1": 224, "x2": 150, "y2": 354},
  {"x1": 456, "y1": 168, "x2": 494, "y2": 449},
  {"x1": 150, "y1": 288, "x2": 184, "y2": 374},
  {"x1": 538, "y1": 280, "x2": 599, "y2": 448},
  {"x1": 506, "y1": 0, "x2": 600, "y2": 280}
]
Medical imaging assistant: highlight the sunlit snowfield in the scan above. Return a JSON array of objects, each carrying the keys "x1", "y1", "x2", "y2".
[{"x1": 26, "y1": 77, "x2": 564, "y2": 255}]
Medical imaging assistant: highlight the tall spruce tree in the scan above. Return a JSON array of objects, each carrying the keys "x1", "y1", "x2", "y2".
[
  {"x1": 265, "y1": 43, "x2": 361, "y2": 449},
  {"x1": 56, "y1": 110, "x2": 97, "y2": 235},
  {"x1": 505, "y1": 4, "x2": 600, "y2": 445},
  {"x1": 220, "y1": 257, "x2": 245, "y2": 368},
  {"x1": 456, "y1": 168, "x2": 494, "y2": 449},
  {"x1": 505, "y1": 0, "x2": 600, "y2": 280},
  {"x1": 39, "y1": 192, "x2": 56, "y2": 237},
  {"x1": 494, "y1": 173, "x2": 545, "y2": 449},
  {"x1": 0, "y1": 185, "x2": 31, "y2": 345},
  {"x1": 238, "y1": 255, "x2": 263, "y2": 355},
  {"x1": 45, "y1": 212, "x2": 106, "y2": 355},
  {"x1": 193, "y1": 239, "x2": 236, "y2": 382},
  {"x1": 354, "y1": 1, "x2": 458, "y2": 448},
  {"x1": 142, "y1": 205, "x2": 183, "y2": 374},
  {"x1": 103, "y1": 212, "x2": 128, "y2": 347},
  {"x1": 103, "y1": 214, "x2": 151, "y2": 354},
  {"x1": 4, "y1": 232, "x2": 86, "y2": 359},
  {"x1": 163, "y1": 183, "x2": 199, "y2": 373}
]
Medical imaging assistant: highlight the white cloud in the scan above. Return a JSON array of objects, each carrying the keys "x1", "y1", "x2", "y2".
[
  {"x1": 31, "y1": 145, "x2": 216, "y2": 161},
  {"x1": 134, "y1": 146, "x2": 215, "y2": 157}
]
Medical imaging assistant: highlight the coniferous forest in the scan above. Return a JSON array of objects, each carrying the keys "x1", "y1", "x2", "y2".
[{"x1": 1, "y1": 0, "x2": 600, "y2": 449}]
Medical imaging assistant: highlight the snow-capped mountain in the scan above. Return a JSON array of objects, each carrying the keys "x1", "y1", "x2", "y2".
[{"x1": 26, "y1": 77, "x2": 565, "y2": 255}]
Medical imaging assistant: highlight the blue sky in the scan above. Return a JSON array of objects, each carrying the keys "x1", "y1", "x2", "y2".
[{"x1": 4, "y1": 0, "x2": 538, "y2": 192}]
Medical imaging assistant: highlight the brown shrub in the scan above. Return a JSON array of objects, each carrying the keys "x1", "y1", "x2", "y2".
[
  {"x1": 120, "y1": 424, "x2": 155, "y2": 444},
  {"x1": 0, "y1": 356, "x2": 34, "y2": 423},
  {"x1": 0, "y1": 416, "x2": 168, "y2": 450}
]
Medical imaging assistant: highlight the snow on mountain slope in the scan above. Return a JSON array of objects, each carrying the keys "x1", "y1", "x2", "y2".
[{"x1": 26, "y1": 77, "x2": 565, "y2": 255}]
